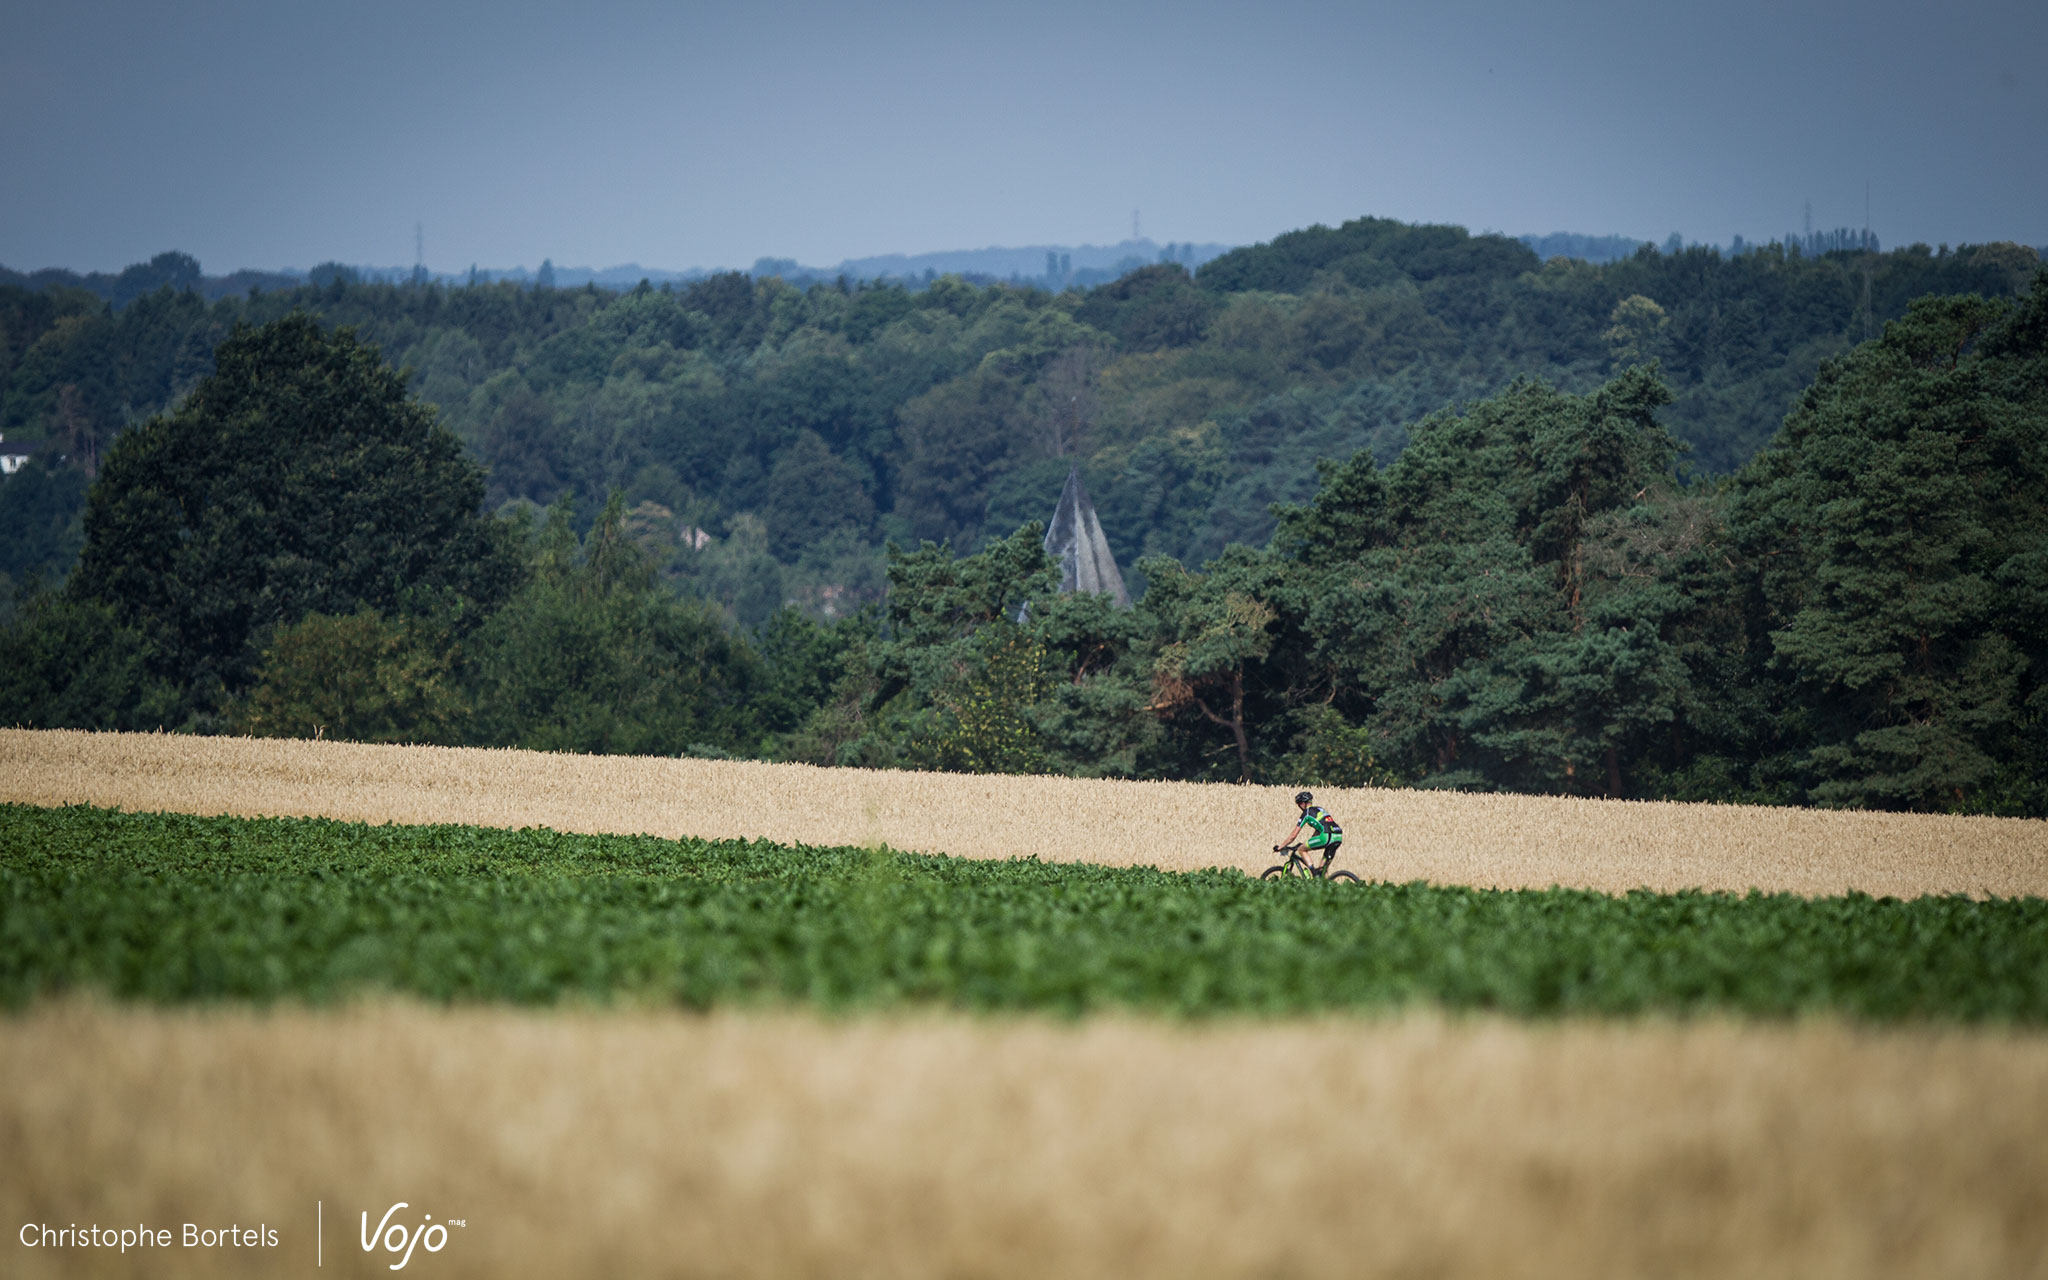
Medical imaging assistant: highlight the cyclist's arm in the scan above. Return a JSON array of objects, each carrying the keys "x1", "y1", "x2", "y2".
[{"x1": 1276, "y1": 818, "x2": 1307, "y2": 848}]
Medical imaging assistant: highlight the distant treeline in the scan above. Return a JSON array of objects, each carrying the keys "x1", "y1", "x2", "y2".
[
  {"x1": 1520, "y1": 228, "x2": 1903, "y2": 264},
  {"x1": 0, "y1": 237, "x2": 1240, "y2": 305},
  {"x1": 2, "y1": 260, "x2": 2042, "y2": 817},
  {"x1": 0, "y1": 251, "x2": 301, "y2": 309},
  {"x1": 2, "y1": 217, "x2": 2038, "y2": 627},
  {"x1": 1517, "y1": 232, "x2": 1651, "y2": 263}
]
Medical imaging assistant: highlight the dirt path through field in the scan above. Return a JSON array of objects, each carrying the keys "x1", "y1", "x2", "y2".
[
  {"x1": 5, "y1": 729, "x2": 2044, "y2": 897},
  {"x1": 4, "y1": 1002, "x2": 2044, "y2": 1280}
]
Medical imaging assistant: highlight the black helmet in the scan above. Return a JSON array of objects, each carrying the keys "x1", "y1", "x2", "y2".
[{"x1": 1295, "y1": 791, "x2": 1313, "y2": 805}]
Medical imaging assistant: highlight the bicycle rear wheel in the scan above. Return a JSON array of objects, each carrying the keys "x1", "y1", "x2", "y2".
[{"x1": 1327, "y1": 870, "x2": 1360, "y2": 883}]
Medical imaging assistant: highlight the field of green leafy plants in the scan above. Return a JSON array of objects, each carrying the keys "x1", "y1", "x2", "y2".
[{"x1": 3, "y1": 803, "x2": 2044, "y2": 1020}]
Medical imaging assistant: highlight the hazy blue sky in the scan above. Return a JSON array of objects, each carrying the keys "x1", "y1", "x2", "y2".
[{"x1": 4, "y1": 0, "x2": 2042, "y2": 274}]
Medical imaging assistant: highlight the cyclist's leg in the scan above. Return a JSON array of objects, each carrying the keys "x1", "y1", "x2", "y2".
[{"x1": 1317, "y1": 840, "x2": 1340, "y2": 873}]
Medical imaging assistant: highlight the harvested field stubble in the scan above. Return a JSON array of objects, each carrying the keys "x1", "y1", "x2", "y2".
[
  {"x1": 6, "y1": 729, "x2": 2045, "y2": 898},
  {"x1": 4, "y1": 1002, "x2": 2046, "y2": 1280}
]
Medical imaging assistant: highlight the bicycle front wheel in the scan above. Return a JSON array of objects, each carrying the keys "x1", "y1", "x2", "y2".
[{"x1": 1260, "y1": 864, "x2": 1289, "y2": 880}]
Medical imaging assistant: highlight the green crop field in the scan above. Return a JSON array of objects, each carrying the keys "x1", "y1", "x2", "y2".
[{"x1": 3, "y1": 802, "x2": 2044, "y2": 1020}]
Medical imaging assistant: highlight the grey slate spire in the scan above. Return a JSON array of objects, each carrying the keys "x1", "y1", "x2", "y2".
[{"x1": 1043, "y1": 466, "x2": 1130, "y2": 607}]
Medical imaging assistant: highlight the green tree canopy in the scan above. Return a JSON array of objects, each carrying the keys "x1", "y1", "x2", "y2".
[
  {"x1": 1728, "y1": 273, "x2": 2048, "y2": 811},
  {"x1": 463, "y1": 494, "x2": 759, "y2": 757},
  {"x1": 68, "y1": 313, "x2": 520, "y2": 709},
  {"x1": 231, "y1": 609, "x2": 466, "y2": 745}
]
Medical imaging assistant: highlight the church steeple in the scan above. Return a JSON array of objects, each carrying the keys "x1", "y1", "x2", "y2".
[{"x1": 1043, "y1": 467, "x2": 1130, "y2": 607}]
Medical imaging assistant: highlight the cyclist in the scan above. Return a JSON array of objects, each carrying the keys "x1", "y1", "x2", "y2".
[{"x1": 1275, "y1": 790, "x2": 1343, "y2": 874}]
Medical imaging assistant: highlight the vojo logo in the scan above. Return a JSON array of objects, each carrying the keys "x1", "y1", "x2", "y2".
[{"x1": 361, "y1": 1203, "x2": 464, "y2": 1271}]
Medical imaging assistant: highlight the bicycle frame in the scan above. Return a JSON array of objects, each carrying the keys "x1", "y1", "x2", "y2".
[
  {"x1": 1277, "y1": 848, "x2": 1322, "y2": 877},
  {"x1": 1261, "y1": 846, "x2": 1357, "y2": 882}
]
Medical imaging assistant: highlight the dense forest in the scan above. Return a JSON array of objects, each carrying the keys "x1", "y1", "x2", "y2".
[
  {"x1": 1, "y1": 218, "x2": 2041, "y2": 814},
  {"x1": 6, "y1": 220, "x2": 2039, "y2": 622}
]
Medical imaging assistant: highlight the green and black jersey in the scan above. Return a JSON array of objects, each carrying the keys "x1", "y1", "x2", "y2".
[{"x1": 1298, "y1": 805, "x2": 1343, "y2": 849}]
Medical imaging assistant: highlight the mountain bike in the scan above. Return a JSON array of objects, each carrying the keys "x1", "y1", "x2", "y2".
[{"x1": 1261, "y1": 845, "x2": 1360, "y2": 882}]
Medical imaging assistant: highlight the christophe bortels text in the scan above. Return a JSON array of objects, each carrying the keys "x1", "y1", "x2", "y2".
[{"x1": 19, "y1": 1222, "x2": 279, "y2": 1252}]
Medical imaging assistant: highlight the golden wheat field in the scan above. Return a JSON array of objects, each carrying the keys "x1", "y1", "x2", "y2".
[
  {"x1": 2, "y1": 1002, "x2": 2044, "y2": 1280},
  {"x1": 7, "y1": 729, "x2": 2046, "y2": 1279},
  {"x1": 5, "y1": 728, "x2": 2046, "y2": 897}
]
